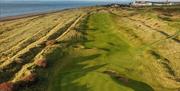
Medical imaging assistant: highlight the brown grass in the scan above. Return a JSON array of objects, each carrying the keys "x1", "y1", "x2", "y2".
[
  {"x1": 45, "y1": 40, "x2": 57, "y2": 46},
  {"x1": 35, "y1": 58, "x2": 47, "y2": 68},
  {"x1": 21, "y1": 73, "x2": 37, "y2": 82},
  {"x1": 13, "y1": 72, "x2": 37, "y2": 90},
  {"x1": 0, "y1": 82, "x2": 14, "y2": 91}
]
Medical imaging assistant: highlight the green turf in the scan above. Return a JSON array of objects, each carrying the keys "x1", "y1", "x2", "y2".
[
  {"x1": 43, "y1": 13, "x2": 156, "y2": 91},
  {"x1": 21, "y1": 12, "x2": 179, "y2": 91}
]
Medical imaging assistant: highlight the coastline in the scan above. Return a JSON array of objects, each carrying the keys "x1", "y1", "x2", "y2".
[
  {"x1": 0, "y1": 5, "x2": 97, "y2": 22},
  {"x1": 0, "y1": 1, "x2": 113, "y2": 22},
  {"x1": 0, "y1": 8, "x2": 76, "y2": 22}
]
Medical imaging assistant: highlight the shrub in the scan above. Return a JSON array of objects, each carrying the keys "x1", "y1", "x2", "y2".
[
  {"x1": 15, "y1": 73, "x2": 37, "y2": 88},
  {"x1": 45, "y1": 40, "x2": 57, "y2": 46},
  {"x1": 21, "y1": 73, "x2": 36, "y2": 82},
  {"x1": 0, "y1": 82, "x2": 14, "y2": 91},
  {"x1": 154, "y1": 23, "x2": 158, "y2": 26},
  {"x1": 14, "y1": 58, "x2": 23, "y2": 64},
  {"x1": 39, "y1": 42, "x2": 46, "y2": 47},
  {"x1": 35, "y1": 58, "x2": 47, "y2": 68}
]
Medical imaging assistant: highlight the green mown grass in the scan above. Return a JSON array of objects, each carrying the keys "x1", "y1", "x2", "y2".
[
  {"x1": 42, "y1": 13, "x2": 155, "y2": 91},
  {"x1": 22, "y1": 12, "x2": 176, "y2": 91}
]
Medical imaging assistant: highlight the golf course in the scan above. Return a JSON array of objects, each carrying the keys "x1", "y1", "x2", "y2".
[{"x1": 0, "y1": 5, "x2": 180, "y2": 91}]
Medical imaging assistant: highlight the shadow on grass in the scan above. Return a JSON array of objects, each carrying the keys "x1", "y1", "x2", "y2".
[
  {"x1": 59, "y1": 65, "x2": 105, "y2": 91},
  {"x1": 98, "y1": 48, "x2": 110, "y2": 52},
  {"x1": 59, "y1": 54, "x2": 104, "y2": 75},
  {"x1": 50, "y1": 54, "x2": 106, "y2": 91},
  {"x1": 59, "y1": 83, "x2": 90, "y2": 91},
  {"x1": 109, "y1": 75, "x2": 154, "y2": 91}
]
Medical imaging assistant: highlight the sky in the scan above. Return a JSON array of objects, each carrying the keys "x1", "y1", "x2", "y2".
[{"x1": 0, "y1": 0, "x2": 180, "y2": 2}]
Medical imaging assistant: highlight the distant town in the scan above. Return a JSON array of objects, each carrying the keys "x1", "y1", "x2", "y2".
[
  {"x1": 132, "y1": 0, "x2": 180, "y2": 6},
  {"x1": 107, "y1": 0, "x2": 180, "y2": 7}
]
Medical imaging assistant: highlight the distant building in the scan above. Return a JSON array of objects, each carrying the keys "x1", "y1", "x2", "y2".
[
  {"x1": 132, "y1": 0, "x2": 152, "y2": 6},
  {"x1": 171, "y1": 2, "x2": 180, "y2": 5},
  {"x1": 106, "y1": 3, "x2": 131, "y2": 8},
  {"x1": 110, "y1": 4, "x2": 120, "y2": 8},
  {"x1": 151, "y1": 1, "x2": 173, "y2": 6},
  {"x1": 132, "y1": 0, "x2": 179, "y2": 6}
]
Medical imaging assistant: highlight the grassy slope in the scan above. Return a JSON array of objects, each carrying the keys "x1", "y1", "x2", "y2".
[
  {"x1": 27, "y1": 13, "x2": 155, "y2": 91},
  {"x1": 21, "y1": 11, "x2": 179, "y2": 91}
]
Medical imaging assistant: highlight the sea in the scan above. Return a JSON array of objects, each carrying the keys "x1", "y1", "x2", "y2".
[{"x1": 0, "y1": 1, "x2": 129, "y2": 18}]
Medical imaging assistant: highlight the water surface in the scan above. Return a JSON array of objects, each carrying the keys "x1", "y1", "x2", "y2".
[{"x1": 0, "y1": 1, "x2": 120, "y2": 18}]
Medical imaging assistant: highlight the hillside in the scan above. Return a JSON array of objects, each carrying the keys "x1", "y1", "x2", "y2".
[{"x1": 0, "y1": 6, "x2": 180, "y2": 91}]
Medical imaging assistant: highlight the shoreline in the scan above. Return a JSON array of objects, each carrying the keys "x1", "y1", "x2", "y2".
[
  {"x1": 0, "y1": 4, "x2": 107, "y2": 22},
  {"x1": 0, "y1": 7, "x2": 82, "y2": 22},
  {"x1": 1, "y1": 3, "x2": 179, "y2": 22}
]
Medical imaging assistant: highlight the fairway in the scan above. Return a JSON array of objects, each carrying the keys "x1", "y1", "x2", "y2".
[{"x1": 46, "y1": 13, "x2": 153, "y2": 91}]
